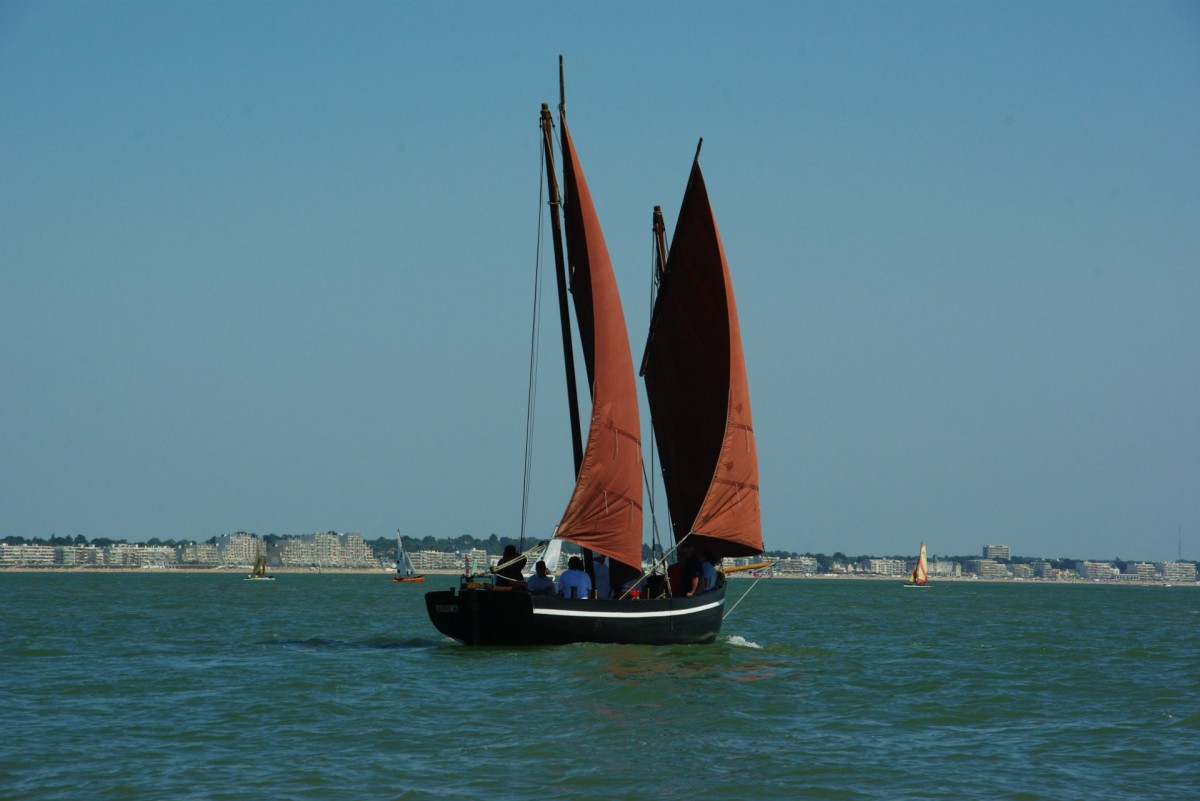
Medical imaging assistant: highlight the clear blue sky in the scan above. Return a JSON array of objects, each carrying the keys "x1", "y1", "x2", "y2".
[{"x1": 3, "y1": 1, "x2": 1197, "y2": 562}]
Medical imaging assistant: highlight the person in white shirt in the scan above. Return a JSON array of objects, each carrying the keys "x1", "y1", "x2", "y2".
[{"x1": 557, "y1": 556, "x2": 593, "y2": 599}]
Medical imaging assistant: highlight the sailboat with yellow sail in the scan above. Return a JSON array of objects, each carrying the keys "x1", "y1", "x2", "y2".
[
  {"x1": 905, "y1": 542, "x2": 930, "y2": 588},
  {"x1": 245, "y1": 549, "x2": 274, "y2": 581}
]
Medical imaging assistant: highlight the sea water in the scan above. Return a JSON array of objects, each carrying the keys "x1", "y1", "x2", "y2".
[{"x1": 1, "y1": 573, "x2": 1196, "y2": 800}]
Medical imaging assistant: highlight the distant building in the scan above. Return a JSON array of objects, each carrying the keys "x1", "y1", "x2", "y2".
[
  {"x1": 337, "y1": 532, "x2": 374, "y2": 567},
  {"x1": 866, "y1": 558, "x2": 906, "y2": 576},
  {"x1": 1031, "y1": 560, "x2": 1054, "y2": 578},
  {"x1": 775, "y1": 556, "x2": 818, "y2": 575},
  {"x1": 928, "y1": 559, "x2": 959, "y2": 578},
  {"x1": 105, "y1": 543, "x2": 174, "y2": 567},
  {"x1": 1011, "y1": 563, "x2": 1033, "y2": 579},
  {"x1": 983, "y1": 544, "x2": 1011, "y2": 560},
  {"x1": 0, "y1": 542, "x2": 177, "y2": 568},
  {"x1": 278, "y1": 531, "x2": 375, "y2": 568},
  {"x1": 408, "y1": 549, "x2": 464, "y2": 571},
  {"x1": 1159, "y1": 562, "x2": 1197, "y2": 583},
  {"x1": 60, "y1": 544, "x2": 102, "y2": 567},
  {"x1": 0, "y1": 543, "x2": 55, "y2": 566},
  {"x1": 180, "y1": 542, "x2": 220, "y2": 565},
  {"x1": 966, "y1": 559, "x2": 1007, "y2": 579},
  {"x1": 216, "y1": 532, "x2": 259, "y2": 565},
  {"x1": 1126, "y1": 562, "x2": 1156, "y2": 581},
  {"x1": 1077, "y1": 561, "x2": 1115, "y2": 581}
]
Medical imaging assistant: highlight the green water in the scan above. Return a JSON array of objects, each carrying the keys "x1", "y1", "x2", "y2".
[{"x1": 2, "y1": 573, "x2": 1196, "y2": 800}]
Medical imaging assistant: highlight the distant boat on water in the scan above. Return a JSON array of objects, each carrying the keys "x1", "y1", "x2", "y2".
[
  {"x1": 904, "y1": 543, "x2": 929, "y2": 588},
  {"x1": 391, "y1": 530, "x2": 424, "y2": 583},
  {"x1": 245, "y1": 552, "x2": 274, "y2": 581}
]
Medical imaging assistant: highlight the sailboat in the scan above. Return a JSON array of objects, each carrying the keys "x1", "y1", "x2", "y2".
[
  {"x1": 423, "y1": 60, "x2": 763, "y2": 645},
  {"x1": 905, "y1": 542, "x2": 930, "y2": 588},
  {"x1": 245, "y1": 551, "x2": 274, "y2": 581},
  {"x1": 391, "y1": 530, "x2": 425, "y2": 583}
]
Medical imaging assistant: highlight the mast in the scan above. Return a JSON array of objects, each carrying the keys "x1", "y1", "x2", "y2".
[
  {"x1": 540, "y1": 102, "x2": 584, "y2": 474},
  {"x1": 652, "y1": 205, "x2": 667, "y2": 280},
  {"x1": 556, "y1": 55, "x2": 593, "y2": 580},
  {"x1": 549, "y1": 56, "x2": 645, "y2": 573}
]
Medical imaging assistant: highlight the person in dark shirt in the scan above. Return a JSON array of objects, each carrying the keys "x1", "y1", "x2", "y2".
[
  {"x1": 593, "y1": 553, "x2": 612, "y2": 599},
  {"x1": 527, "y1": 560, "x2": 555, "y2": 596},
  {"x1": 669, "y1": 544, "x2": 703, "y2": 596},
  {"x1": 680, "y1": 547, "x2": 703, "y2": 596},
  {"x1": 492, "y1": 544, "x2": 527, "y2": 591},
  {"x1": 699, "y1": 550, "x2": 718, "y2": 593}
]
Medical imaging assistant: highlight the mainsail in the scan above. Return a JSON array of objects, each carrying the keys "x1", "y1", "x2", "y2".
[
  {"x1": 642, "y1": 155, "x2": 762, "y2": 559},
  {"x1": 397, "y1": 532, "x2": 417, "y2": 576},
  {"x1": 551, "y1": 115, "x2": 644, "y2": 573},
  {"x1": 911, "y1": 543, "x2": 929, "y2": 585}
]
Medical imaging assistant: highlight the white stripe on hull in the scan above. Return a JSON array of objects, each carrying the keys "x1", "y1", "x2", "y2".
[{"x1": 532, "y1": 599, "x2": 723, "y2": 620}]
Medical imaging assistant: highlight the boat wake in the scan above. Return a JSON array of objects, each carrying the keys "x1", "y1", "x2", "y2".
[{"x1": 725, "y1": 635, "x2": 763, "y2": 649}]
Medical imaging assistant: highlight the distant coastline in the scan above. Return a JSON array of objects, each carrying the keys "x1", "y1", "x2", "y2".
[{"x1": 2, "y1": 565, "x2": 1194, "y2": 587}]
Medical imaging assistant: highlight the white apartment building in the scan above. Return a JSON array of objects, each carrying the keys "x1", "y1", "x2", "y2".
[
  {"x1": 967, "y1": 559, "x2": 1008, "y2": 579},
  {"x1": 278, "y1": 531, "x2": 375, "y2": 568},
  {"x1": 927, "y1": 559, "x2": 960, "y2": 578},
  {"x1": 216, "y1": 532, "x2": 259, "y2": 565},
  {"x1": 866, "y1": 558, "x2": 907, "y2": 576},
  {"x1": 181, "y1": 542, "x2": 220, "y2": 564},
  {"x1": 774, "y1": 556, "x2": 818, "y2": 575},
  {"x1": 1125, "y1": 562, "x2": 1157, "y2": 581},
  {"x1": 1160, "y1": 561, "x2": 1197, "y2": 583},
  {"x1": 60, "y1": 545, "x2": 102, "y2": 566},
  {"x1": 1077, "y1": 561, "x2": 1116, "y2": 580},
  {"x1": 0, "y1": 543, "x2": 55, "y2": 566}
]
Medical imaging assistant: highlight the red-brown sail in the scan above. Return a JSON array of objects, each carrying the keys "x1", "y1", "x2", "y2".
[
  {"x1": 553, "y1": 117, "x2": 644, "y2": 572},
  {"x1": 641, "y1": 157, "x2": 762, "y2": 559}
]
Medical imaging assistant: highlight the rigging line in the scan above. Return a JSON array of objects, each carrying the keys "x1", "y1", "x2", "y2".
[
  {"x1": 520, "y1": 134, "x2": 546, "y2": 549},
  {"x1": 493, "y1": 540, "x2": 550, "y2": 576},
  {"x1": 639, "y1": 458, "x2": 663, "y2": 557},
  {"x1": 615, "y1": 529, "x2": 687, "y2": 601},
  {"x1": 644, "y1": 227, "x2": 663, "y2": 566},
  {"x1": 722, "y1": 574, "x2": 765, "y2": 621}
]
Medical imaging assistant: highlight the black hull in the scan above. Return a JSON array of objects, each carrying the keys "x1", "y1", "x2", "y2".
[{"x1": 424, "y1": 584, "x2": 725, "y2": 646}]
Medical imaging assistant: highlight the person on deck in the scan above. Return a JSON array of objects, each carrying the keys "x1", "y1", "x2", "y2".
[
  {"x1": 680, "y1": 545, "x2": 703, "y2": 596},
  {"x1": 699, "y1": 550, "x2": 718, "y2": 593},
  {"x1": 527, "y1": 560, "x2": 555, "y2": 596},
  {"x1": 558, "y1": 556, "x2": 593, "y2": 599},
  {"x1": 592, "y1": 553, "x2": 611, "y2": 599},
  {"x1": 492, "y1": 545, "x2": 527, "y2": 591}
]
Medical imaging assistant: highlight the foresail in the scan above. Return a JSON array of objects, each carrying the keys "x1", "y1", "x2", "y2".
[
  {"x1": 642, "y1": 158, "x2": 762, "y2": 559},
  {"x1": 553, "y1": 117, "x2": 644, "y2": 572}
]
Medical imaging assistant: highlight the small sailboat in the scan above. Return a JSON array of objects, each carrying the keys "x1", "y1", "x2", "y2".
[
  {"x1": 424, "y1": 58, "x2": 764, "y2": 645},
  {"x1": 245, "y1": 551, "x2": 275, "y2": 581},
  {"x1": 905, "y1": 542, "x2": 930, "y2": 588},
  {"x1": 391, "y1": 530, "x2": 425, "y2": 583}
]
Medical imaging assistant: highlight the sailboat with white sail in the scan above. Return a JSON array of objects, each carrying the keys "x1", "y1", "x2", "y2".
[
  {"x1": 391, "y1": 530, "x2": 424, "y2": 583},
  {"x1": 423, "y1": 59, "x2": 764, "y2": 645}
]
